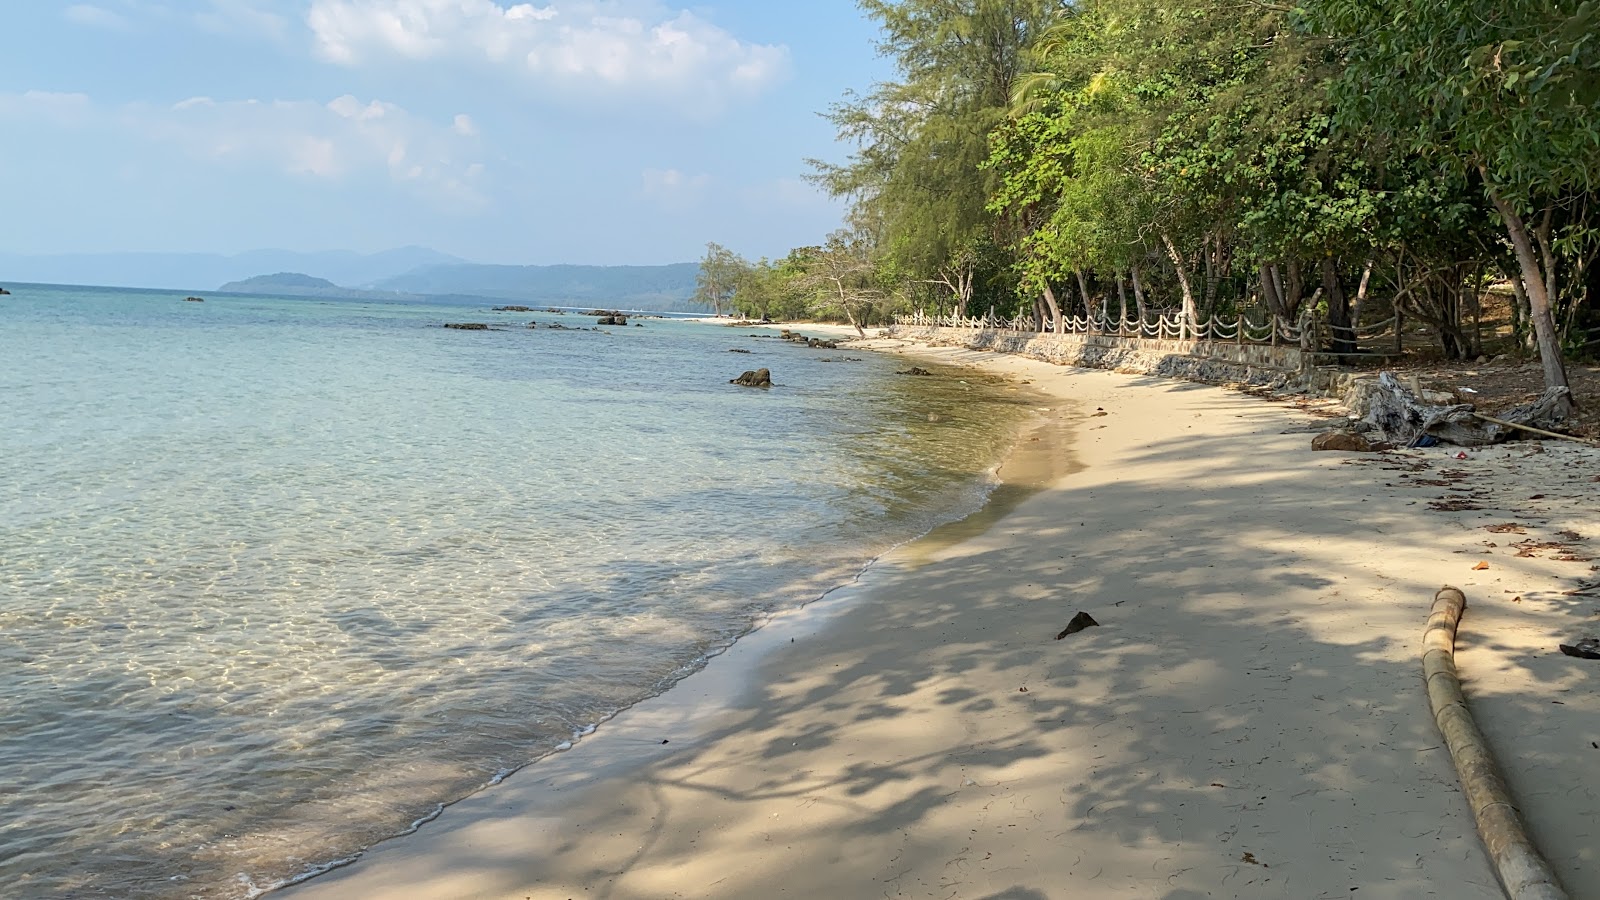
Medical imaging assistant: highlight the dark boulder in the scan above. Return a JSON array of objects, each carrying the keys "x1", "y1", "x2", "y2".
[
  {"x1": 730, "y1": 368, "x2": 773, "y2": 387},
  {"x1": 896, "y1": 367, "x2": 933, "y2": 377}
]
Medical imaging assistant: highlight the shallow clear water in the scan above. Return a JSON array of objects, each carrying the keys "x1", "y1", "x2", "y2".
[{"x1": 0, "y1": 284, "x2": 1037, "y2": 898}]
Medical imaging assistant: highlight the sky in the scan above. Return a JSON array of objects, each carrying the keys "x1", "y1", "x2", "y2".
[{"x1": 0, "y1": 1, "x2": 894, "y2": 265}]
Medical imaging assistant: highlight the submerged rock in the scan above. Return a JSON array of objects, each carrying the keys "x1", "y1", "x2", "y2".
[
  {"x1": 183, "y1": 296, "x2": 205, "y2": 302},
  {"x1": 897, "y1": 367, "x2": 934, "y2": 377},
  {"x1": 444, "y1": 323, "x2": 490, "y2": 330}
]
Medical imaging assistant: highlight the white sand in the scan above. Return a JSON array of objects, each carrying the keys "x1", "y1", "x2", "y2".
[{"x1": 282, "y1": 332, "x2": 1599, "y2": 899}]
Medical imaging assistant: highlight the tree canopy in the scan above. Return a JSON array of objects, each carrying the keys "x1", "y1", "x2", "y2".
[{"x1": 698, "y1": 0, "x2": 1599, "y2": 393}]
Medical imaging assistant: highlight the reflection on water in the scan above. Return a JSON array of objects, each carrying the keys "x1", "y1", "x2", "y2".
[{"x1": 0, "y1": 286, "x2": 1049, "y2": 898}]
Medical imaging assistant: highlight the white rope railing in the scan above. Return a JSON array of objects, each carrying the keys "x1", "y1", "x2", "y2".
[{"x1": 890, "y1": 307, "x2": 1422, "y2": 354}]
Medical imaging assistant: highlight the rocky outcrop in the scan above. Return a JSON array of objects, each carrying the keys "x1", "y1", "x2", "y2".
[
  {"x1": 779, "y1": 330, "x2": 839, "y2": 350},
  {"x1": 0, "y1": 287, "x2": 11, "y2": 295},
  {"x1": 897, "y1": 367, "x2": 933, "y2": 376},
  {"x1": 731, "y1": 368, "x2": 773, "y2": 387},
  {"x1": 183, "y1": 296, "x2": 205, "y2": 302},
  {"x1": 444, "y1": 323, "x2": 489, "y2": 330},
  {"x1": 598, "y1": 315, "x2": 628, "y2": 326},
  {"x1": 493, "y1": 305, "x2": 533, "y2": 312},
  {"x1": 890, "y1": 325, "x2": 1301, "y2": 391}
]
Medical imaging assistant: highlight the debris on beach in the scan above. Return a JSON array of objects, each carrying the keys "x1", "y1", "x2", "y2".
[
  {"x1": 1055, "y1": 611, "x2": 1099, "y2": 639},
  {"x1": 730, "y1": 368, "x2": 773, "y2": 387},
  {"x1": 1312, "y1": 431, "x2": 1376, "y2": 452},
  {"x1": 1558, "y1": 638, "x2": 1600, "y2": 660},
  {"x1": 1348, "y1": 372, "x2": 1574, "y2": 447}
]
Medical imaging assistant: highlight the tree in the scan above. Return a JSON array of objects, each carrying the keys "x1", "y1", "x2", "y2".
[
  {"x1": 694, "y1": 242, "x2": 745, "y2": 316},
  {"x1": 810, "y1": 0, "x2": 1063, "y2": 316},
  {"x1": 1310, "y1": 0, "x2": 1600, "y2": 410},
  {"x1": 800, "y1": 231, "x2": 890, "y2": 336}
]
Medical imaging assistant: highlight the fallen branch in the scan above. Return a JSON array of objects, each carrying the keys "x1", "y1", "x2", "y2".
[{"x1": 1470, "y1": 413, "x2": 1600, "y2": 447}]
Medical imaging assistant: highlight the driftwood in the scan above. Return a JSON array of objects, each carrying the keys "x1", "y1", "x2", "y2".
[{"x1": 1360, "y1": 372, "x2": 1570, "y2": 447}]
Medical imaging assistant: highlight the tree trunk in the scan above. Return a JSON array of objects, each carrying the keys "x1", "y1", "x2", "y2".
[
  {"x1": 1506, "y1": 268, "x2": 1535, "y2": 352},
  {"x1": 1031, "y1": 295, "x2": 1045, "y2": 332},
  {"x1": 1073, "y1": 269, "x2": 1093, "y2": 330},
  {"x1": 1116, "y1": 272, "x2": 1129, "y2": 324},
  {"x1": 1130, "y1": 263, "x2": 1148, "y2": 321},
  {"x1": 1160, "y1": 232, "x2": 1197, "y2": 337},
  {"x1": 838, "y1": 289, "x2": 864, "y2": 337},
  {"x1": 1261, "y1": 263, "x2": 1286, "y2": 321},
  {"x1": 1321, "y1": 257, "x2": 1355, "y2": 356},
  {"x1": 1041, "y1": 282, "x2": 1063, "y2": 334},
  {"x1": 1489, "y1": 188, "x2": 1573, "y2": 414},
  {"x1": 1285, "y1": 260, "x2": 1304, "y2": 319},
  {"x1": 1350, "y1": 257, "x2": 1374, "y2": 330}
]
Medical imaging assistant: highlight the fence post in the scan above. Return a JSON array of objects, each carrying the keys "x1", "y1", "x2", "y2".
[{"x1": 1395, "y1": 309, "x2": 1404, "y2": 354}]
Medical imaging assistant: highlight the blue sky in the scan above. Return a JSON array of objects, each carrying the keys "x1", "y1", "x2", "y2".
[{"x1": 1, "y1": 2, "x2": 892, "y2": 265}]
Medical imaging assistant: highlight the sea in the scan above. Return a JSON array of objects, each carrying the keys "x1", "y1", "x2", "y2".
[{"x1": 0, "y1": 283, "x2": 1041, "y2": 899}]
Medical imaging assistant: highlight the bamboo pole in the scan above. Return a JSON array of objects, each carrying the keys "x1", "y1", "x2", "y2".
[{"x1": 1424, "y1": 587, "x2": 1568, "y2": 900}]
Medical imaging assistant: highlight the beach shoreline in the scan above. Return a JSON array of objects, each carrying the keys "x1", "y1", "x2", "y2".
[{"x1": 283, "y1": 328, "x2": 1598, "y2": 900}]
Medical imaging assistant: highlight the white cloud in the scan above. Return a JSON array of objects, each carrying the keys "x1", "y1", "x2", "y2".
[
  {"x1": 452, "y1": 113, "x2": 478, "y2": 136},
  {"x1": 64, "y1": 4, "x2": 132, "y2": 30},
  {"x1": 148, "y1": 94, "x2": 487, "y2": 207},
  {"x1": 0, "y1": 89, "x2": 486, "y2": 211},
  {"x1": 306, "y1": 0, "x2": 789, "y2": 111}
]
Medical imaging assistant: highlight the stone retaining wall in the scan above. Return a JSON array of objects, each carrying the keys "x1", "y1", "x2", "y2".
[{"x1": 889, "y1": 325, "x2": 1308, "y2": 389}]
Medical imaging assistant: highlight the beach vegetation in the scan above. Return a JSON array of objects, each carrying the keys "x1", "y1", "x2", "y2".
[{"x1": 700, "y1": 0, "x2": 1599, "y2": 387}]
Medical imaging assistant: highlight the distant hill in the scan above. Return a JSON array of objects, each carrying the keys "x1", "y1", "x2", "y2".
[
  {"x1": 0, "y1": 249, "x2": 711, "y2": 312},
  {"x1": 0, "y1": 246, "x2": 467, "y2": 292},
  {"x1": 373, "y1": 262, "x2": 705, "y2": 311},
  {"x1": 218, "y1": 272, "x2": 341, "y2": 294}
]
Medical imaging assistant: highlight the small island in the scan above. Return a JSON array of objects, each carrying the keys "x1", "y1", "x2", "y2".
[{"x1": 217, "y1": 272, "x2": 341, "y2": 294}]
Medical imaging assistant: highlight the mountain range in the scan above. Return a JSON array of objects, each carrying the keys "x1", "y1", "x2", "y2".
[{"x1": 0, "y1": 248, "x2": 707, "y2": 311}]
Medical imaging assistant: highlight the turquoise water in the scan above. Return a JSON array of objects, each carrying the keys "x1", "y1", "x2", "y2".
[{"x1": 0, "y1": 284, "x2": 1037, "y2": 898}]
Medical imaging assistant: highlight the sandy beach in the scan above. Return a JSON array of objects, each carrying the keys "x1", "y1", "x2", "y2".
[{"x1": 284, "y1": 329, "x2": 1599, "y2": 900}]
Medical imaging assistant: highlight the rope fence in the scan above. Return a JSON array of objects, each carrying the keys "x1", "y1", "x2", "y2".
[{"x1": 893, "y1": 308, "x2": 1408, "y2": 359}]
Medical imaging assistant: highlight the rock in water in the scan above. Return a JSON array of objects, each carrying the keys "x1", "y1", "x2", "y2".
[
  {"x1": 896, "y1": 367, "x2": 933, "y2": 376},
  {"x1": 444, "y1": 323, "x2": 489, "y2": 330},
  {"x1": 730, "y1": 368, "x2": 773, "y2": 387},
  {"x1": 1311, "y1": 431, "x2": 1373, "y2": 452},
  {"x1": 1055, "y1": 611, "x2": 1099, "y2": 639}
]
